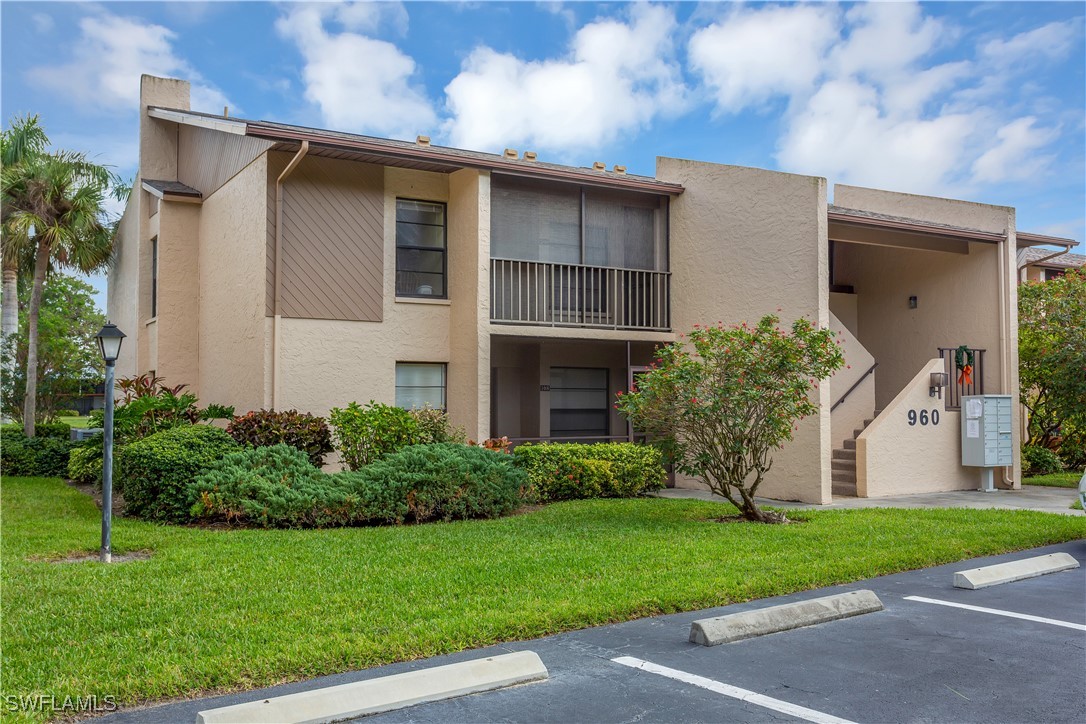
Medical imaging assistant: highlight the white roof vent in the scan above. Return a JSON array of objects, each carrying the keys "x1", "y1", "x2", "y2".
[
  {"x1": 523, "y1": 151, "x2": 538, "y2": 161},
  {"x1": 613, "y1": 165, "x2": 627, "y2": 174},
  {"x1": 504, "y1": 148, "x2": 519, "y2": 160},
  {"x1": 416, "y1": 135, "x2": 431, "y2": 146},
  {"x1": 592, "y1": 161, "x2": 606, "y2": 171}
]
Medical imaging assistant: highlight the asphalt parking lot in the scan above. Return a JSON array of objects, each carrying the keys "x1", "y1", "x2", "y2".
[{"x1": 108, "y1": 540, "x2": 1086, "y2": 724}]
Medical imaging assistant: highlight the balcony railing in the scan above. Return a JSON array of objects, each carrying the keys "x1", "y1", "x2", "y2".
[{"x1": 490, "y1": 259, "x2": 671, "y2": 331}]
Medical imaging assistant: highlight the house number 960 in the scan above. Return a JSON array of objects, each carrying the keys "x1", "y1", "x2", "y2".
[{"x1": 907, "y1": 409, "x2": 940, "y2": 426}]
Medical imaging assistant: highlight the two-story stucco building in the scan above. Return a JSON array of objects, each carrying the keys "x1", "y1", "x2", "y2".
[{"x1": 110, "y1": 75, "x2": 1077, "y2": 504}]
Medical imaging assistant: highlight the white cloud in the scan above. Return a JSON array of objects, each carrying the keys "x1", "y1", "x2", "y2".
[
  {"x1": 31, "y1": 13, "x2": 54, "y2": 33},
  {"x1": 689, "y1": 4, "x2": 839, "y2": 111},
  {"x1": 981, "y1": 20, "x2": 1079, "y2": 65},
  {"x1": 777, "y1": 79, "x2": 978, "y2": 194},
  {"x1": 27, "y1": 11, "x2": 230, "y2": 114},
  {"x1": 443, "y1": 3, "x2": 687, "y2": 153},
  {"x1": 276, "y1": 3, "x2": 435, "y2": 139},
  {"x1": 971, "y1": 117, "x2": 1058, "y2": 183},
  {"x1": 687, "y1": 2, "x2": 1073, "y2": 194}
]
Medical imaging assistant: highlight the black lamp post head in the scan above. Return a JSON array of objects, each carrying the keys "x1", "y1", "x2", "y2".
[{"x1": 95, "y1": 322, "x2": 126, "y2": 365}]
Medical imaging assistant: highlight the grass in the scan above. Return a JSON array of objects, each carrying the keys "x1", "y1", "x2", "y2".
[
  {"x1": 2, "y1": 477, "x2": 1083, "y2": 721},
  {"x1": 56, "y1": 416, "x2": 91, "y2": 429},
  {"x1": 1024, "y1": 471, "x2": 1082, "y2": 488}
]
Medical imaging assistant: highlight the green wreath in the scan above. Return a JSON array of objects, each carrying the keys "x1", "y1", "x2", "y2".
[{"x1": 954, "y1": 345, "x2": 974, "y2": 371}]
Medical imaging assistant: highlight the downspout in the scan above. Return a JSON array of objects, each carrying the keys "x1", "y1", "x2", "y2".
[
  {"x1": 271, "y1": 141, "x2": 309, "y2": 410},
  {"x1": 1015, "y1": 245, "x2": 1075, "y2": 278}
]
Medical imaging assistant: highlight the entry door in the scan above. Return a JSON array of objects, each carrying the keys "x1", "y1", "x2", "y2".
[{"x1": 549, "y1": 367, "x2": 609, "y2": 440}]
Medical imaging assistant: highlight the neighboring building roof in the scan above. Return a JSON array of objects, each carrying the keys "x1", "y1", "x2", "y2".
[
  {"x1": 147, "y1": 106, "x2": 684, "y2": 196},
  {"x1": 141, "y1": 178, "x2": 203, "y2": 201},
  {"x1": 1018, "y1": 246, "x2": 1086, "y2": 269}
]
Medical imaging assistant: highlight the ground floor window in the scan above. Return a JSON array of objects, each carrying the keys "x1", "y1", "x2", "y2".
[
  {"x1": 549, "y1": 367, "x2": 609, "y2": 438},
  {"x1": 395, "y1": 363, "x2": 446, "y2": 410}
]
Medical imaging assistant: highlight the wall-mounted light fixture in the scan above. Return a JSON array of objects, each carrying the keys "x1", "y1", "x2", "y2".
[
  {"x1": 909, "y1": 295, "x2": 918, "y2": 309},
  {"x1": 929, "y1": 371, "x2": 949, "y2": 399}
]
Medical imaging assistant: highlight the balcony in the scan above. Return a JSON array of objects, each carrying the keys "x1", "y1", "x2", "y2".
[{"x1": 489, "y1": 258, "x2": 671, "y2": 331}]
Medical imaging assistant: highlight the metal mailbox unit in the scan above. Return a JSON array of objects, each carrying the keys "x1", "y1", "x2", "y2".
[{"x1": 961, "y1": 394, "x2": 1013, "y2": 492}]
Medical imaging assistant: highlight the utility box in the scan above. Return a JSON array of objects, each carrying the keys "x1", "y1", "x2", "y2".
[{"x1": 961, "y1": 395, "x2": 1013, "y2": 491}]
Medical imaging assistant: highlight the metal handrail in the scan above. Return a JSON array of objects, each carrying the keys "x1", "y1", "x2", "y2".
[{"x1": 830, "y1": 362, "x2": 878, "y2": 412}]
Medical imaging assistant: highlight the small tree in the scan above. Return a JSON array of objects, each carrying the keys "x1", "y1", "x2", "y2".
[
  {"x1": 617, "y1": 315, "x2": 843, "y2": 523},
  {"x1": 1019, "y1": 268, "x2": 1086, "y2": 452}
]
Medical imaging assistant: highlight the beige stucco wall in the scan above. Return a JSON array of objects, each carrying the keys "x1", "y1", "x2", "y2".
[
  {"x1": 447, "y1": 169, "x2": 491, "y2": 441},
  {"x1": 829, "y1": 292, "x2": 858, "y2": 338},
  {"x1": 858, "y1": 359, "x2": 978, "y2": 496},
  {"x1": 833, "y1": 184, "x2": 1020, "y2": 486},
  {"x1": 657, "y1": 157, "x2": 831, "y2": 504},
  {"x1": 275, "y1": 166, "x2": 453, "y2": 417},
  {"x1": 828, "y1": 311, "x2": 876, "y2": 451},
  {"x1": 155, "y1": 201, "x2": 200, "y2": 389},
  {"x1": 107, "y1": 200, "x2": 141, "y2": 379},
  {"x1": 197, "y1": 154, "x2": 268, "y2": 413}
]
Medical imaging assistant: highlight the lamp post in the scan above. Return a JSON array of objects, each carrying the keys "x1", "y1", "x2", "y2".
[{"x1": 95, "y1": 323, "x2": 125, "y2": 563}]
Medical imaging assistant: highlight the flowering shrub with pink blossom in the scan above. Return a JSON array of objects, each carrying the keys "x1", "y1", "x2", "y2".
[{"x1": 616, "y1": 314, "x2": 843, "y2": 523}]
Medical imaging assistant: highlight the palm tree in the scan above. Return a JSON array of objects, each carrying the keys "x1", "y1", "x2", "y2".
[
  {"x1": 2, "y1": 127, "x2": 119, "y2": 436},
  {"x1": 1, "y1": 116, "x2": 49, "y2": 343}
]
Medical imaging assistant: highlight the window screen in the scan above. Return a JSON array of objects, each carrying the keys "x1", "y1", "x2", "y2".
[
  {"x1": 585, "y1": 192, "x2": 659, "y2": 270},
  {"x1": 395, "y1": 363, "x2": 447, "y2": 410},
  {"x1": 549, "y1": 367, "x2": 609, "y2": 438},
  {"x1": 491, "y1": 176, "x2": 580, "y2": 264}
]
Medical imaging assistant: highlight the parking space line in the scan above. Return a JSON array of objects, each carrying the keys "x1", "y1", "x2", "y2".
[
  {"x1": 611, "y1": 656, "x2": 856, "y2": 724},
  {"x1": 903, "y1": 596, "x2": 1086, "y2": 631}
]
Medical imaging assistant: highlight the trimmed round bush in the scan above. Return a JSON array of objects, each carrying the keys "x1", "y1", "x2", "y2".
[
  {"x1": 344, "y1": 443, "x2": 528, "y2": 523},
  {"x1": 120, "y1": 424, "x2": 238, "y2": 521},
  {"x1": 513, "y1": 442, "x2": 667, "y2": 502},
  {"x1": 67, "y1": 442, "x2": 104, "y2": 486},
  {"x1": 189, "y1": 443, "x2": 527, "y2": 528},
  {"x1": 1023, "y1": 445, "x2": 1063, "y2": 476},
  {"x1": 227, "y1": 409, "x2": 334, "y2": 466},
  {"x1": 190, "y1": 445, "x2": 357, "y2": 528}
]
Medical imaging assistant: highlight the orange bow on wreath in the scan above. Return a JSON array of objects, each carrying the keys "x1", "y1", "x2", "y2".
[{"x1": 954, "y1": 345, "x2": 974, "y2": 386}]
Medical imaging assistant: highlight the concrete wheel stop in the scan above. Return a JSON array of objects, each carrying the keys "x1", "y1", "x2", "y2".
[
  {"x1": 196, "y1": 650, "x2": 548, "y2": 724},
  {"x1": 689, "y1": 590, "x2": 884, "y2": 646},
  {"x1": 953, "y1": 552, "x2": 1080, "y2": 590}
]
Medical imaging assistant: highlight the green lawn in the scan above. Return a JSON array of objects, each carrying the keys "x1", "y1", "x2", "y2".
[
  {"x1": 1024, "y1": 471, "x2": 1083, "y2": 488},
  {"x1": 2, "y1": 477, "x2": 1083, "y2": 721},
  {"x1": 57, "y1": 415, "x2": 92, "y2": 429}
]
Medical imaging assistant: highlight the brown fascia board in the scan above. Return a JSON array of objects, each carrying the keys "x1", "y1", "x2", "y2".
[
  {"x1": 828, "y1": 208, "x2": 1006, "y2": 244},
  {"x1": 243, "y1": 122, "x2": 684, "y2": 196}
]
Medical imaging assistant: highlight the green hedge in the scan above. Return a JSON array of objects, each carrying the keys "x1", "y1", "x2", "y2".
[
  {"x1": 1, "y1": 421, "x2": 71, "y2": 440},
  {"x1": 120, "y1": 425, "x2": 238, "y2": 522},
  {"x1": 0, "y1": 427, "x2": 75, "y2": 477},
  {"x1": 67, "y1": 442, "x2": 104, "y2": 486},
  {"x1": 190, "y1": 443, "x2": 527, "y2": 528},
  {"x1": 513, "y1": 442, "x2": 667, "y2": 501}
]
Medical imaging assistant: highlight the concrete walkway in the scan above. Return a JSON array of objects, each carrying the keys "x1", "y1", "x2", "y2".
[{"x1": 656, "y1": 484, "x2": 1083, "y2": 515}]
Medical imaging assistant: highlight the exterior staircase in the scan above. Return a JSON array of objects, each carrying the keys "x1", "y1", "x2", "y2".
[{"x1": 831, "y1": 411, "x2": 881, "y2": 498}]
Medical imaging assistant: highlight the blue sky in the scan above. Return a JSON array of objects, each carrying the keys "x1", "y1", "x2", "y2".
[{"x1": 2, "y1": 1, "x2": 1084, "y2": 307}]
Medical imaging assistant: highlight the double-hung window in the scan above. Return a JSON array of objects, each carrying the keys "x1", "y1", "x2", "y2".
[
  {"x1": 395, "y1": 363, "x2": 447, "y2": 410},
  {"x1": 396, "y1": 199, "x2": 447, "y2": 298}
]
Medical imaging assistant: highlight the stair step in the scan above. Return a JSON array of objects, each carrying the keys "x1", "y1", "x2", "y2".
[
  {"x1": 832, "y1": 448, "x2": 856, "y2": 461},
  {"x1": 853, "y1": 428, "x2": 866, "y2": 438},
  {"x1": 863, "y1": 418, "x2": 873, "y2": 427},
  {"x1": 832, "y1": 482, "x2": 858, "y2": 497},
  {"x1": 843, "y1": 439, "x2": 856, "y2": 450},
  {"x1": 831, "y1": 459, "x2": 856, "y2": 472},
  {"x1": 832, "y1": 470, "x2": 857, "y2": 484}
]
